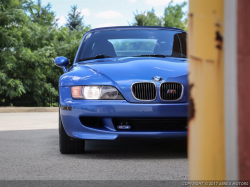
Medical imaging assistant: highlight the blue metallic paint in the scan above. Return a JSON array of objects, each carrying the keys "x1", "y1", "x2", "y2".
[
  {"x1": 60, "y1": 88, "x2": 188, "y2": 140},
  {"x1": 57, "y1": 27, "x2": 188, "y2": 140},
  {"x1": 54, "y1": 56, "x2": 69, "y2": 73},
  {"x1": 60, "y1": 57, "x2": 188, "y2": 103}
]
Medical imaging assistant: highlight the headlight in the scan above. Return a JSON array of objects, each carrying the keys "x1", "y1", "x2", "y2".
[
  {"x1": 71, "y1": 86, "x2": 124, "y2": 100},
  {"x1": 83, "y1": 86, "x2": 101, "y2": 99}
]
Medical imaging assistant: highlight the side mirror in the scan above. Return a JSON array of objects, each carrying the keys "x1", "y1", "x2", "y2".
[{"x1": 54, "y1": 56, "x2": 69, "y2": 73}]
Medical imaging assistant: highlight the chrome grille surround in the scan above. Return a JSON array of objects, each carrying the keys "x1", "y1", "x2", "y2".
[
  {"x1": 160, "y1": 82, "x2": 184, "y2": 101},
  {"x1": 131, "y1": 82, "x2": 157, "y2": 101}
]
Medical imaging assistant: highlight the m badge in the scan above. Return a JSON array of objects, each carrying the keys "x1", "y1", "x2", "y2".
[{"x1": 167, "y1": 89, "x2": 176, "y2": 94}]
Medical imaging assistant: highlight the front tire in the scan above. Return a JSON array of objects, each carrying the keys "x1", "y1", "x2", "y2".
[{"x1": 59, "y1": 115, "x2": 85, "y2": 154}]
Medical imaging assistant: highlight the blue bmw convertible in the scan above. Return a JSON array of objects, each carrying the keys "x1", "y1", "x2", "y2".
[{"x1": 54, "y1": 26, "x2": 188, "y2": 154}]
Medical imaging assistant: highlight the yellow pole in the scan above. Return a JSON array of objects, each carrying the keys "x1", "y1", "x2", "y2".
[{"x1": 188, "y1": 0, "x2": 226, "y2": 180}]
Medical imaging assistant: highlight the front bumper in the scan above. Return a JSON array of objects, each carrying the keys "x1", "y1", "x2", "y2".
[{"x1": 60, "y1": 98, "x2": 188, "y2": 140}]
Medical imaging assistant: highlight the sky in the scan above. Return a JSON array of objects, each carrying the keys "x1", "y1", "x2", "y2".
[{"x1": 41, "y1": 0, "x2": 188, "y2": 28}]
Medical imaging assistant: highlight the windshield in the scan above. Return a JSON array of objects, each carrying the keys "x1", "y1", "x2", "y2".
[{"x1": 76, "y1": 29, "x2": 186, "y2": 62}]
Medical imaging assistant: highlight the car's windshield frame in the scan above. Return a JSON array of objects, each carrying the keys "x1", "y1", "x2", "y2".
[{"x1": 74, "y1": 28, "x2": 187, "y2": 64}]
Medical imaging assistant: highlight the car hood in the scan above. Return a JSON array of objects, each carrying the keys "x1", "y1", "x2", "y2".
[{"x1": 60, "y1": 57, "x2": 188, "y2": 103}]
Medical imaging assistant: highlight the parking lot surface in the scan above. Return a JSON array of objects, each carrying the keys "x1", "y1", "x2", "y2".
[{"x1": 0, "y1": 112, "x2": 188, "y2": 180}]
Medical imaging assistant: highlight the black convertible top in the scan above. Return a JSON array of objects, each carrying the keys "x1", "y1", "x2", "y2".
[{"x1": 89, "y1": 26, "x2": 185, "y2": 32}]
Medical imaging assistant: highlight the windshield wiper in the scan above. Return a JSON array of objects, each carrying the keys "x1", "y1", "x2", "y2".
[
  {"x1": 77, "y1": 54, "x2": 113, "y2": 62},
  {"x1": 133, "y1": 54, "x2": 167, "y2": 58}
]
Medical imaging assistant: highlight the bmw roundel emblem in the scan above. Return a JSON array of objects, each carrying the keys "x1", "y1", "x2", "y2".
[{"x1": 152, "y1": 76, "x2": 162, "y2": 82}]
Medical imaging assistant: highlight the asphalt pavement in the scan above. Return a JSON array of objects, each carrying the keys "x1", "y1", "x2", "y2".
[{"x1": 0, "y1": 112, "x2": 188, "y2": 180}]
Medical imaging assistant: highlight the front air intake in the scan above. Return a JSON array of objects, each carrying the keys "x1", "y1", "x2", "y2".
[
  {"x1": 112, "y1": 118, "x2": 187, "y2": 131},
  {"x1": 160, "y1": 82, "x2": 183, "y2": 101},
  {"x1": 132, "y1": 82, "x2": 156, "y2": 101}
]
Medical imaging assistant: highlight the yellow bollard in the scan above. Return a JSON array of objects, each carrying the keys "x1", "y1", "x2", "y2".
[{"x1": 188, "y1": 0, "x2": 226, "y2": 180}]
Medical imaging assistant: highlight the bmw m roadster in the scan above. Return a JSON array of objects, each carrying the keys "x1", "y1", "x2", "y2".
[{"x1": 54, "y1": 26, "x2": 188, "y2": 154}]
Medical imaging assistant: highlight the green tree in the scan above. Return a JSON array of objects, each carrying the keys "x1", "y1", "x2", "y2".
[
  {"x1": 163, "y1": 0, "x2": 187, "y2": 30},
  {"x1": 131, "y1": 8, "x2": 162, "y2": 26},
  {"x1": 0, "y1": 0, "x2": 90, "y2": 106},
  {"x1": 27, "y1": 0, "x2": 57, "y2": 27},
  {"x1": 0, "y1": 0, "x2": 60, "y2": 105},
  {"x1": 54, "y1": 25, "x2": 91, "y2": 66},
  {"x1": 0, "y1": 0, "x2": 30, "y2": 99},
  {"x1": 66, "y1": 5, "x2": 84, "y2": 30},
  {"x1": 130, "y1": 1, "x2": 188, "y2": 30}
]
